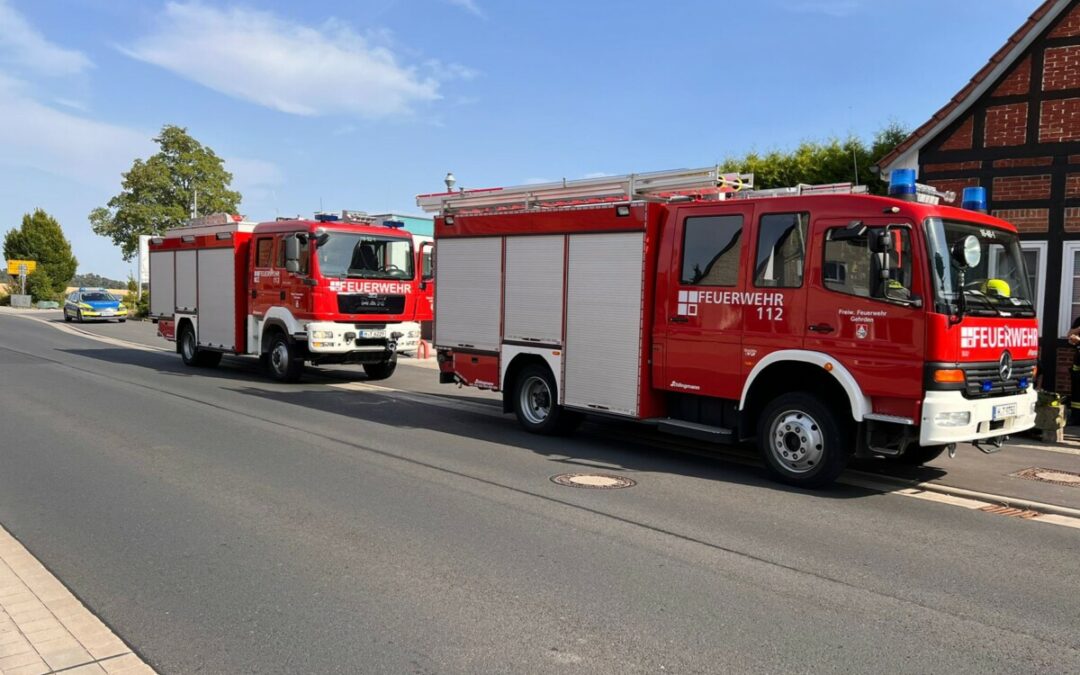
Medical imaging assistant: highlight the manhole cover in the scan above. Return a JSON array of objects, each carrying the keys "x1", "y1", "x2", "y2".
[
  {"x1": 1011, "y1": 467, "x2": 1080, "y2": 488},
  {"x1": 550, "y1": 473, "x2": 636, "y2": 489}
]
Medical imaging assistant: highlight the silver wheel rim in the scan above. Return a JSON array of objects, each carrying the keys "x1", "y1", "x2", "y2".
[
  {"x1": 271, "y1": 342, "x2": 289, "y2": 375},
  {"x1": 519, "y1": 375, "x2": 552, "y2": 425},
  {"x1": 769, "y1": 409, "x2": 825, "y2": 474},
  {"x1": 181, "y1": 331, "x2": 196, "y2": 361}
]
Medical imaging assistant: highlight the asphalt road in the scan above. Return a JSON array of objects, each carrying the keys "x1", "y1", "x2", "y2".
[{"x1": 1, "y1": 312, "x2": 1078, "y2": 674}]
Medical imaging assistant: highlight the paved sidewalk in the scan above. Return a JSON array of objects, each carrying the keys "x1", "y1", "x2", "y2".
[{"x1": 0, "y1": 525, "x2": 153, "y2": 675}]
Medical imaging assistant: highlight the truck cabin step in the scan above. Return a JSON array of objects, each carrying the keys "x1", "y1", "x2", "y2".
[{"x1": 654, "y1": 419, "x2": 735, "y2": 444}]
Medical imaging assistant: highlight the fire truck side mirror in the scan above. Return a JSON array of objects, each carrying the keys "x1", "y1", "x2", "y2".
[
  {"x1": 830, "y1": 220, "x2": 867, "y2": 242},
  {"x1": 284, "y1": 234, "x2": 301, "y2": 273},
  {"x1": 868, "y1": 231, "x2": 892, "y2": 254}
]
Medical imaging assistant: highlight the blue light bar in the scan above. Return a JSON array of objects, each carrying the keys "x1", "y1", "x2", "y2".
[
  {"x1": 383, "y1": 220, "x2": 405, "y2": 229},
  {"x1": 314, "y1": 213, "x2": 340, "y2": 222},
  {"x1": 961, "y1": 186, "x2": 988, "y2": 213},
  {"x1": 889, "y1": 168, "x2": 918, "y2": 201}
]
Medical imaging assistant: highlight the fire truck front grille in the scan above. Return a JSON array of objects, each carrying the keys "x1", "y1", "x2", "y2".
[
  {"x1": 961, "y1": 360, "x2": 1037, "y2": 399},
  {"x1": 337, "y1": 294, "x2": 406, "y2": 315}
]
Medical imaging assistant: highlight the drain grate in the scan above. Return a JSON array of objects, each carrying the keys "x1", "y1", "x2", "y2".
[
  {"x1": 979, "y1": 504, "x2": 1040, "y2": 519},
  {"x1": 1011, "y1": 467, "x2": 1080, "y2": 488},
  {"x1": 550, "y1": 473, "x2": 636, "y2": 489}
]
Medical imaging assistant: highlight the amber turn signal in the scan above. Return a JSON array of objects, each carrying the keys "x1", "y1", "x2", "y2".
[{"x1": 933, "y1": 369, "x2": 965, "y2": 384}]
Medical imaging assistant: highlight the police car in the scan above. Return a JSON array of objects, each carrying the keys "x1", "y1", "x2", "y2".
[{"x1": 63, "y1": 288, "x2": 128, "y2": 323}]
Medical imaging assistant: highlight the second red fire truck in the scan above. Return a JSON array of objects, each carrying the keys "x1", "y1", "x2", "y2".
[
  {"x1": 149, "y1": 212, "x2": 434, "y2": 381},
  {"x1": 418, "y1": 167, "x2": 1039, "y2": 487}
]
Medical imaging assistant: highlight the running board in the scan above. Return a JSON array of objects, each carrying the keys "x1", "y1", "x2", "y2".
[{"x1": 654, "y1": 419, "x2": 735, "y2": 444}]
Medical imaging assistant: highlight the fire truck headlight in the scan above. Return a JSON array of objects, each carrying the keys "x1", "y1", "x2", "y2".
[
  {"x1": 934, "y1": 411, "x2": 971, "y2": 427},
  {"x1": 311, "y1": 330, "x2": 335, "y2": 340}
]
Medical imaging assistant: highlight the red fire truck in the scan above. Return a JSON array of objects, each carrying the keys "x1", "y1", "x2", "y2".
[
  {"x1": 149, "y1": 212, "x2": 434, "y2": 382},
  {"x1": 417, "y1": 167, "x2": 1039, "y2": 487}
]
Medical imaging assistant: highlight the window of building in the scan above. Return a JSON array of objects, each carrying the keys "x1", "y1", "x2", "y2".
[
  {"x1": 681, "y1": 215, "x2": 743, "y2": 286},
  {"x1": 823, "y1": 226, "x2": 913, "y2": 301},
  {"x1": 255, "y1": 238, "x2": 273, "y2": 268},
  {"x1": 1020, "y1": 241, "x2": 1046, "y2": 333},
  {"x1": 755, "y1": 213, "x2": 808, "y2": 288},
  {"x1": 1059, "y1": 242, "x2": 1080, "y2": 335}
]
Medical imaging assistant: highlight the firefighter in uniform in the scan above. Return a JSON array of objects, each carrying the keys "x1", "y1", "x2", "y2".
[{"x1": 1068, "y1": 316, "x2": 1080, "y2": 425}]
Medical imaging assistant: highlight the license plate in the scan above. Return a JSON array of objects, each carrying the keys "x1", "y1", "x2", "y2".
[
  {"x1": 102, "y1": 310, "x2": 114, "y2": 315},
  {"x1": 992, "y1": 403, "x2": 1017, "y2": 421},
  {"x1": 358, "y1": 329, "x2": 385, "y2": 339}
]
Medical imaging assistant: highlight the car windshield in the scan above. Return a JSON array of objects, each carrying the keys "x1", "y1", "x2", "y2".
[
  {"x1": 82, "y1": 292, "x2": 117, "y2": 302},
  {"x1": 924, "y1": 218, "x2": 1035, "y2": 317},
  {"x1": 315, "y1": 232, "x2": 414, "y2": 280}
]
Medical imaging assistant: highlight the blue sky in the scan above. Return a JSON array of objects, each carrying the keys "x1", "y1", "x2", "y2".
[{"x1": 0, "y1": 0, "x2": 1039, "y2": 279}]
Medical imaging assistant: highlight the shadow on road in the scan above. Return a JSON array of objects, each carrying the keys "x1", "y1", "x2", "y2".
[{"x1": 57, "y1": 345, "x2": 948, "y2": 500}]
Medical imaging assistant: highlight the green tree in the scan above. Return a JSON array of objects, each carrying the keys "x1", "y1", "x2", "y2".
[
  {"x1": 718, "y1": 123, "x2": 909, "y2": 196},
  {"x1": 3, "y1": 208, "x2": 78, "y2": 300},
  {"x1": 90, "y1": 124, "x2": 241, "y2": 260}
]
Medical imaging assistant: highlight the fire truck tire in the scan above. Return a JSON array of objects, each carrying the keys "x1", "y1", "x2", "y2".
[
  {"x1": 179, "y1": 324, "x2": 221, "y2": 368},
  {"x1": 266, "y1": 333, "x2": 304, "y2": 383},
  {"x1": 513, "y1": 363, "x2": 581, "y2": 435},
  {"x1": 758, "y1": 393, "x2": 849, "y2": 488},
  {"x1": 362, "y1": 357, "x2": 397, "y2": 381},
  {"x1": 889, "y1": 445, "x2": 947, "y2": 466}
]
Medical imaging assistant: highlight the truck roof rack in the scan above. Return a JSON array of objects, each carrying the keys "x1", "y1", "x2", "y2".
[{"x1": 416, "y1": 166, "x2": 754, "y2": 214}]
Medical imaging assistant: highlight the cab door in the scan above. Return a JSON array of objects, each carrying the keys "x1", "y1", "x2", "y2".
[
  {"x1": 661, "y1": 203, "x2": 752, "y2": 399},
  {"x1": 741, "y1": 210, "x2": 811, "y2": 361},
  {"x1": 276, "y1": 232, "x2": 313, "y2": 319},
  {"x1": 804, "y1": 218, "x2": 925, "y2": 419},
  {"x1": 250, "y1": 235, "x2": 277, "y2": 316}
]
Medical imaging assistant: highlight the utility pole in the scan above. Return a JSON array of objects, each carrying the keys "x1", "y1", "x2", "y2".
[{"x1": 191, "y1": 188, "x2": 198, "y2": 218}]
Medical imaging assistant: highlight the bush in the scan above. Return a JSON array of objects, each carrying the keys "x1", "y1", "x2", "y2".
[
  {"x1": 25, "y1": 269, "x2": 59, "y2": 303},
  {"x1": 123, "y1": 276, "x2": 149, "y2": 318}
]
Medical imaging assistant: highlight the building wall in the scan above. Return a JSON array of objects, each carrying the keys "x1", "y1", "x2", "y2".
[{"x1": 918, "y1": 0, "x2": 1080, "y2": 393}]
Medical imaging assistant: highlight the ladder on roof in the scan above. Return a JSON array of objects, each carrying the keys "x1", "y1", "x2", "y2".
[{"x1": 415, "y1": 166, "x2": 755, "y2": 214}]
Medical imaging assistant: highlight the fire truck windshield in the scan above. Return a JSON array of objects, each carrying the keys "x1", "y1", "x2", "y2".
[
  {"x1": 315, "y1": 232, "x2": 414, "y2": 280},
  {"x1": 924, "y1": 218, "x2": 1035, "y2": 318}
]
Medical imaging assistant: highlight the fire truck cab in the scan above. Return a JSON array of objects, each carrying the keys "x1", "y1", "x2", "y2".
[
  {"x1": 418, "y1": 167, "x2": 1039, "y2": 488},
  {"x1": 150, "y1": 212, "x2": 432, "y2": 382}
]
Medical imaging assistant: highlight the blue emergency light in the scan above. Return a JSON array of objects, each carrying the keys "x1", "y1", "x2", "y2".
[
  {"x1": 981, "y1": 381, "x2": 993, "y2": 393},
  {"x1": 314, "y1": 213, "x2": 340, "y2": 222},
  {"x1": 961, "y1": 186, "x2": 988, "y2": 213},
  {"x1": 1019, "y1": 377, "x2": 1029, "y2": 389},
  {"x1": 888, "y1": 168, "x2": 918, "y2": 201},
  {"x1": 383, "y1": 220, "x2": 405, "y2": 229}
]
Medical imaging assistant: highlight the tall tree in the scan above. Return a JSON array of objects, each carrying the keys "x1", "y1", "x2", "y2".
[
  {"x1": 718, "y1": 123, "x2": 909, "y2": 196},
  {"x1": 3, "y1": 209, "x2": 78, "y2": 300},
  {"x1": 90, "y1": 125, "x2": 242, "y2": 260}
]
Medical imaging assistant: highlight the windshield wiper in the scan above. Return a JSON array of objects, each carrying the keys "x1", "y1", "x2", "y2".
[{"x1": 962, "y1": 289, "x2": 1007, "y2": 317}]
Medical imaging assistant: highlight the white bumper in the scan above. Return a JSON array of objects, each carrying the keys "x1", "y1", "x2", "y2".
[
  {"x1": 305, "y1": 321, "x2": 421, "y2": 354},
  {"x1": 919, "y1": 389, "x2": 1037, "y2": 446}
]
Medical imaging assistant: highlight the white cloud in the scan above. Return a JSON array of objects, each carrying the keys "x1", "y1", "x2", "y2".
[
  {"x1": 0, "y1": 76, "x2": 282, "y2": 201},
  {"x1": 781, "y1": 1, "x2": 861, "y2": 17},
  {"x1": 445, "y1": 0, "x2": 484, "y2": 18},
  {"x1": 121, "y1": 2, "x2": 444, "y2": 118},
  {"x1": 0, "y1": 0, "x2": 93, "y2": 76},
  {"x1": 0, "y1": 79, "x2": 152, "y2": 190}
]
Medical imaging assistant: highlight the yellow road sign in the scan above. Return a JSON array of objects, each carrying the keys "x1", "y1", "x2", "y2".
[{"x1": 6, "y1": 260, "x2": 36, "y2": 275}]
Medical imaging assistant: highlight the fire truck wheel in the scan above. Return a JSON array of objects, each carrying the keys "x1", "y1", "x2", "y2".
[
  {"x1": 362, "y1": 357, "x2": 397, "y2": 381},
  {"x1": 266, "y1": 333, "x2": 304, "y2": 382},
  {"x1": 513, "y1": 363, "x2": 580, "y2": 435},
  {"x1": 758, "y1": 393, "x2": 849, "y2": 488},
  {"x1": 889, "y1": 445, "x2": 947, "y2": 466},
  {"x1": 179, "y1": 324, "x2": 221, "y2": 368}
]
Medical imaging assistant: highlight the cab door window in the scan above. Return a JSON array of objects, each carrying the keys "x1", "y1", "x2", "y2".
[
  {"x1": 255, "y1": 238, "x2": 273, "y2": 268},
  {"x1": 680, "y1": 215, "x2": 743, "y2": 286},
  {"x1": 275, "y1": 233, "x2": 309, "y2": 274},
  {"x1": 755, "y1": 212, "x2": 808, "y2": 288},
  {"x1": 823, "y1": 226, "x2": 914, "y2": 302}
]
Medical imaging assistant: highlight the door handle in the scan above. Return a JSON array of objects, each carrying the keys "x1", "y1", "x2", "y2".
[
  {"x1": 280, "y1": 290, "x2": 287, "y2": 300},
  {"x1": 808, "y1": 323, "x2": 835, "y2": 334},
  {"x1": 670, "y1": 316, "x2": 689, "y2": 324},
  {"x1": 251, "y1": 289, "x2": 257, "y2": 299}
]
